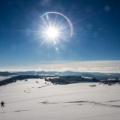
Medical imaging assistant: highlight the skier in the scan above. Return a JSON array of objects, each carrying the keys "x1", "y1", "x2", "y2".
[{"x1": 1, "y1": 101, "x2": 5, "y2": 107}]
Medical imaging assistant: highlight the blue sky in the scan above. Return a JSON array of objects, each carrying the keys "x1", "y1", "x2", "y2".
[{"x1": 0, "y1": 0, "x2": 120, "y2": 70}]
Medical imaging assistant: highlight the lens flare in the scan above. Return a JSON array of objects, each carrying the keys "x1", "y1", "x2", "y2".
[
  {"x1": 41, "y1": 11, "x2": 73, "y2": 37},
  {"x1": 39, "y1": 11, "x2": 73, "y2": 46}
]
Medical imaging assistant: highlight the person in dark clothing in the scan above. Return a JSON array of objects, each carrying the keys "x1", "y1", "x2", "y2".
[{"x1": 1, "y1": 101, "x2": 5, "y2": 107}]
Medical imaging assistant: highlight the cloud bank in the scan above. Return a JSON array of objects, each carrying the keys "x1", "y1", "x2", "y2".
[{"x1": 0, "y1": 60, "x2": 120, "y2": 73}]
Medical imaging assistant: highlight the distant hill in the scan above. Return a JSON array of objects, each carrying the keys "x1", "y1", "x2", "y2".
[
  {"x1": 0, "y1": 71, "x2": 120, "y2": 80},
  {"x1": 0, "y1": 75, "x2": 41, "y2": 86},
  {"x1": 45, "y1": 76, "x2": 100, "y2": 85},
  {"x1": 0, "y1": 71, "x2": 17, "y2": 76}
]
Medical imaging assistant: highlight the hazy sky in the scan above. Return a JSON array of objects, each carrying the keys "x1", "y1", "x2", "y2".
[{"x1": 0, "y1": 0, "x2": 120, "y2": 70}]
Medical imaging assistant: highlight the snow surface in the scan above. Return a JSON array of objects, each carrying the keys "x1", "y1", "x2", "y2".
[
  {"x1": 0, "y1": 76, "x2": 13, "y2": 82},
  {"x1": 0, "y1": 79, "x2": 120, "y2": 120},
  {"x1": 0, "y1": 75, "x2": 16, "y2": 81}
]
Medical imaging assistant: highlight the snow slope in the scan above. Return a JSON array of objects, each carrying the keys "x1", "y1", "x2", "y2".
[
  {"x1": 0, "y1": 79, "x2": 120, "y2": 120},
  {"x1": 0, "y1": 76, "x2": 13, "y2": 82}
]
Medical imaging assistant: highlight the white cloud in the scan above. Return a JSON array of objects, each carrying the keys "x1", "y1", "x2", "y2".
[{"x1": 0, "y1": 60, "x2": 120, "y2": 73}]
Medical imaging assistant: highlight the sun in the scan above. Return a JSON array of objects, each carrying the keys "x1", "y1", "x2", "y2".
[
  {"x1": 40, "y1": 23, "x2": 62, "y2": 44},
  {"x1": 45, "y1": 25, "x2": 60, "y2": 41}
]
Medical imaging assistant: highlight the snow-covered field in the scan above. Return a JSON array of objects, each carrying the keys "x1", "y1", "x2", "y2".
[
  {"x1": 0, "y1": 79, "x2": 120, "y2": 120},
  {"x1": 0, "y1": 76, "x2": 14, "y2": 82}
]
